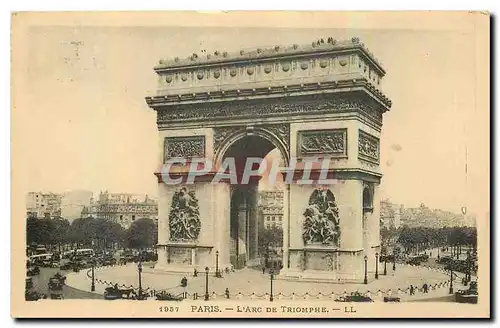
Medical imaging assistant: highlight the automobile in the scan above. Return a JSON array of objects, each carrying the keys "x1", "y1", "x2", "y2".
[
  {"x1": 156, "y1": 291, "x2": 183, "y2": 301},
  {"x1": 103, "y1": 286, "x2": 135, "y2": 300},
  {"x1": 25, "y1": 290, "x2": 46, "y2": 301},
  {"x1": 25, "y1": 277, "x2": 33, "y2": 290},
  {"x1": 384, "y1": 296, "x2": 401, "y2": 302},
  {"x1": 48, "y1": 277, "x2": 64, "y2": 291},
  {"x1": 101, "y1": 257, "x2": 117, "y2": 266},
  {"x1": 27, "y1": 266, "x2": 40, "y2": 276},
  {"x1": 455, "y1": 281, "x2": 478, "y2": 304},
  {"x1": 416, "y1": 254, "x2": 429, "y2": 262},
  {"x1": 406, "y1": 257, "x2": 422, "y2": 265},
  {"x1": 380, "y1": 255, "x2": 395, "y2": 263},
  {"x1": 60, "y1": 262, "x2": 73, "y2": 271},
  {"x1": 437, "y1": 256, "x2": 453, "y2": 264},
  {"x1": 337, "y1": 292, "x2": 373, "y2": 302}
]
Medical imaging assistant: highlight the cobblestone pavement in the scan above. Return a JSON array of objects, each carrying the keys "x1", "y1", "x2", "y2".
[{"x1": 65, "y1": 262, "x2": 463, "y2": 302}]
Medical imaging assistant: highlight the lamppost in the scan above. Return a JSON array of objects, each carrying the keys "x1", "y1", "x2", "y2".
[
  {"x1": 91, "y1": 258, "x2": 95, "y2": 292},
  {"x1": 466, "y1": 250, "x2": 471, "y2": 283},
  {"x1": 215, "y1": 250, "x2": 220, "y2": 278},
  {"x1": 383, "y1": 254, "x2": 387, "y2": 276},
  {"x1": 269, "y1": 269, "x2": 274, "y2": 302},
  {"x1": 204, "y1": 267, "x2": 210, "y2": 301},
  {"x1": 375, "y1": 252, "x2": 379, "y2": 279},
  {"x1": 138, "y1": 261, "x2": 143, "y2": 298},
  {"x1": 363, "y1": 255, "x2": 368, "y2": 284},
  {"x1": 449, "y1": 266, "x2": 454, "y2": 294}
]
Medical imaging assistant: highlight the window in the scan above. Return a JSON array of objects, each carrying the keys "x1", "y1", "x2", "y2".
[
  {"x1": 132, "y1": 215, "x2": 136, "y2": 221},
  {"x1": 278, "y1": 217, "x2": 282, "y2": 221},
  {"x1": 120, "y1": 215, "x2": 123, "y2": 221},
  {"x1": 272, "y1": 216, "x2": 275, "y2": 221}
]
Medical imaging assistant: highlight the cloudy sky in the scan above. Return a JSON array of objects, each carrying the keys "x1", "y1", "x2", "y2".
[{"x1": 13, "y1": 13, "x2": 489, "y2": 216}]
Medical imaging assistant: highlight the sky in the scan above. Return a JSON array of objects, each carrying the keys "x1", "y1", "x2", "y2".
[{"x1": 14, "y1": 20, "x2": 489, "y2": 216}]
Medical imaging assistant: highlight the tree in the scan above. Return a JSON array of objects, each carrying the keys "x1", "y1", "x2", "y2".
[
  {"x1": 126, "y1": 218, "x2": 157, "y2": 249},
  {"x1": 259, "y1": 225, "x2": 283, "y2": 253}
]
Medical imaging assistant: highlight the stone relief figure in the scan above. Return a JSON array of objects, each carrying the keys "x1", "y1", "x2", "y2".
[
  {"x1": 302, "y1": 188, "x2": 340, "y2": 246},
  {"x1": 168, "y1": 187, "x2": 201, "y2": 242}
]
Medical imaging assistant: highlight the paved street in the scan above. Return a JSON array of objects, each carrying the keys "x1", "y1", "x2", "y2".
[
  {"x1": 28, "y1": 267, "x2": 101, "y2": 300},
  {"x1": 65, "y1": 262, "x2": 457, "y2": 302}
]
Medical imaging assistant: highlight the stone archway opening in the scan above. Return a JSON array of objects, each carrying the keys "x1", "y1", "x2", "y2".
[{"x1": 221, "y1": 134, "x2": 285, "y2": 270}]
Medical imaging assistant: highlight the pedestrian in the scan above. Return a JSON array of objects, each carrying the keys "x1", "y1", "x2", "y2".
[
  {"x1": 262, "y1": 266, "x2": 266, "y2": 274},
  {"x1": 423, "y1": 283, "x2": 428, "y2": 293},
  {"x1": 409, "y1": 285, "x2": 414, "y2": 295}
]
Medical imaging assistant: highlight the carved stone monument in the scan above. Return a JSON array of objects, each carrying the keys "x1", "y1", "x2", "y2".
[{"x1": 146, "y1": 38, "x2": 391, "y2": 281}]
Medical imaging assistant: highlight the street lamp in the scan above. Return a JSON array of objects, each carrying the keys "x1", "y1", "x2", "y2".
[
  {"x1": 204, "y1": 267, "x2": 210, "y2": 301},
  {"x1": 138, "y1": 261, "x2": 143, "y2": 298},
  {"x1": 466, "y1": 250, "x2": 471, "y2": 283},
  {"x1": 383, "y1": 254, "x2": 387, "y2": 276},
  {"x1": 269, "y1": 269, "x2": 274, "y2": 302},
  {"x1": 363, "y1": 255, "x2": 368, "y2": 284},
  {"x1": 215, "y1": 250, "x2": 220, "y2": 278},
  {"x1": 449, "y1": 266, "x2": 454, "y2": 294},
  {"x1": 91, "y1": 258, "x2": 96, "y2": 292},
  {"x1": 375, "y1": 252, "x2": 379, "y2": 279}
]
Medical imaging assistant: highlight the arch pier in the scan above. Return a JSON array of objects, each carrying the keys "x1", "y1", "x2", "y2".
[{"x1": 145, "y1": 38, "x2": 392, "y2": 282}]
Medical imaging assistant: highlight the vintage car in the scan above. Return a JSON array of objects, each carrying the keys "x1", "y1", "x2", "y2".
[
  {"x1": 406, "y1": 257, "x2": 422, "y2": 266},
  {"x1": 336, "y1": 292, "x2": 373, "y2": 302},
  {"x1": 155, "y1": 291, "x2": 183, "y2": 301},
  {"x1": 455, "y1": 281, "x2": 478, "y2": 304},
  {"x1": 436, "y1": 256, "x2": 453, "y2": 264},
  {"x1": 25, "y1": 290, "x2": 47, "y2": 301},
  {"x1": 101, "y1": 257, "x2": 117, "y2": 266},
  {"x1": 384, "y1": 296, "x2": 401, "y2": 302},
  {"x1": 25, "y1": 277, "x2": 33, "y2": 290},
  {"x1": 48, "y1": 277, "x2": 64, "y2": 291},
  {"x1": 103, "y1": 286, "x2": 136, "y2": 300},
  {"x1": 27, "y1": 266, "x2": 40, "y2": 276},
  {"x1": 379, "y1": 255, "x2": 395, "y2": 263}
]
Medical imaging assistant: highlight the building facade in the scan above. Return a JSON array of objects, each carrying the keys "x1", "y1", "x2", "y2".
[
  {"x1": 26, "y1": 192, "x2": 62, "y2": 218},
  {"x1": 84, "y1": 192, "x2": 158, "y2": 229},
  {"x1": 258, "y1": 191, "x2": 284, "y2": 229},
  {"x1": 380, "y1": 199, "x2": 402, "y2": 229}
]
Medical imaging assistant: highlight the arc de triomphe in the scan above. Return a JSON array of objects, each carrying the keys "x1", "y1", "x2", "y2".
[{"x1": 145, "y1": 37, "x2": 392, "y2": 282}]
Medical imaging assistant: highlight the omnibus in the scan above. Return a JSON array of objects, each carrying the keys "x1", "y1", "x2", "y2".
[
  {"x1": 75, "y1": 249, "x2": 94, "y2": 258},
  {"x1": 29, "y1": 253, "x2": 54, "y2": 263}
]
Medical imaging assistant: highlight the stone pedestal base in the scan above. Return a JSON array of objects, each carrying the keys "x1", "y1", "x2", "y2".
[{"x1": 283, "y1": 247, "x2": 365, "y2": 283}]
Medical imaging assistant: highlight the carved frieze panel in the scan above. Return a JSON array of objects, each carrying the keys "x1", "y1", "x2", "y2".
[
  {"x1": 358, "y1": 130, "x2": 380, "y2": 164},
  {"x1": 297, "y1": 129, "x2": 347, "y2": 157},
  {"x1": 168, "y1": 187, "x2": 201, "y2": 242},
  {"x1": 302, "y1": 188, "x2": 340, "y2": 247},
  {"x1": 164, "y1": 136, "x2": 205, "y2": 161},
  {"x1": 156, "y1": 95, "x2": 382, "y2": 130}
]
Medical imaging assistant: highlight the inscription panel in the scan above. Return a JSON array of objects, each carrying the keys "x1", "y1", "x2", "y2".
[
  {"x1": 169, "y1": 247, "x2": 191, "y2": 265},
  {"x1": 297, "y1": 129, "x2": 347, "y2": 158},
  {"x1": 164, "y1": 136, "x2": 205, "y2": 161},
  {"x1": 358, "y1": 130, "x2": 380, "y2": 164}
]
